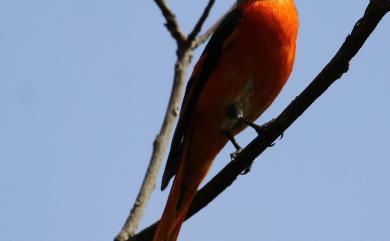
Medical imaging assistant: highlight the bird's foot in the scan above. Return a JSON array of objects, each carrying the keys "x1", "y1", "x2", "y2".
[
  {"x1": 238, "y1": 118, "x2": 272, "y2": 135},
  {"x1": 241, "y1": 164, "x2": 252, "y2": 175},
  {"x1": 229, "y1": 148, "x2": 252, "y2": 175},
  {"x1": 239, "y1": 118, "x2": 282, "y2": 147},
  {"x1": 230, "y1": 148, "x2": 242, "y2": 161},
  {"x1": 224, "y1": 130, "x2": 245, "y2": 164}
]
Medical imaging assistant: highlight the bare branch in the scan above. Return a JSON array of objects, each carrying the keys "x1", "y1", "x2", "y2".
[
  {"x1": 114, "y1": 53, "x2": 191, "y2": 241},
  {"x1": 187, "y1": 0, "x2": 216, "y2": 44},
  {"x1": 191, "y1": 16, "x2": 221, "y2": 49},
  {"x1": 153, "y1": 0, "x2": 186, "y2": 43},
  {"x1": 192, "y1": 3, "x2": 235, "y2": 49},
  {"x1": 114, "y1": 1, "x2": 219, "y2": 240},
  {"x1": 128, "y1": 1, "x2": 390, "y2": 240}
]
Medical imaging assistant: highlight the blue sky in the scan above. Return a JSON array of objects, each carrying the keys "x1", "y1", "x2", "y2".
[{"x1": 1, "y1": 1, "x2": 389, "y2": 241}]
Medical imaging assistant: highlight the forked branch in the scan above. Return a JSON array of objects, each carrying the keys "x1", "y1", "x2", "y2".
[{"x1": 114, "y1": 1, "x2": 219, "y2": 241}]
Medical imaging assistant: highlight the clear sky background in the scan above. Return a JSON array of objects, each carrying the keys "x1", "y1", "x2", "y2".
[{"x1": 1, "y1": 1, "x2": 389, "y2": 241}]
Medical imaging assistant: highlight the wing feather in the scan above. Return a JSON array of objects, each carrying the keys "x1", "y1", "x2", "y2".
[{"x1": 161, "y1": 8, "x2": 243, "y2": 190}]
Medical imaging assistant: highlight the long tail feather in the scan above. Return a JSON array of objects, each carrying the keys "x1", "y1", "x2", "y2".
[{"x1": 152, "y1": 164, "x2": 198, "y2": 241}]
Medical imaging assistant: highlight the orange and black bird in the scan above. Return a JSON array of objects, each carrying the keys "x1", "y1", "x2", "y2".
[{"x1": 153, "y1": 0, "x2": 299, "y2": 240}]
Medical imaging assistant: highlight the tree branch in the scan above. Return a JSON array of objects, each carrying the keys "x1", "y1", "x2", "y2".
[
  {"x1": 114, "y1": 1, "x2": 217, "y2": 241},
  {"x1": 129, "y1": 1, "x2": 390, "y2": 240},
  {"x1": 192, "y1": 3, "x2": 236, "y2": 49},
  {"x1": 191, "y1": 15, "x2": 223, "y2": 49},
  {"x1": 187, "y1": 0, "x2": 216, "y2": 44},
  {"x1": 114, "y1": 53, "x2": 191, "y2": 241},
  {"x1": 153, "y1": 0, "x2": 186, "y2": 44}
]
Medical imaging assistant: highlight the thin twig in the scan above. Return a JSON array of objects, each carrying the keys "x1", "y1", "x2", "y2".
[
  {"x1": 128, "y1": 1, "x2": 390, "y2": 240},
  {"x1": 192, "y1": 16, "x2": 222, "y2": 49},
  {"x1": 192, "y1": 3, "x2": 235, "y2": 49},
  {"x1": 153, "y1": 0, "x2": 186, "y2": 43},
  {"x1": 114, "y1": 1, "x2": 217, "y2": 241},
  {"x1": 114, "y1": 54, "x2": 190, "y2": 241},
  {"x1": 187, "y1": 0, "x2": 216, "y2": 44}
]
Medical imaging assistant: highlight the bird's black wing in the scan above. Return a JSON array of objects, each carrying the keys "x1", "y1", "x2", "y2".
[{"x1": 161, "y1": 7, "x2": 243, "y2": 190}]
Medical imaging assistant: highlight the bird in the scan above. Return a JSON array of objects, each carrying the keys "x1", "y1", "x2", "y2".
[{"x1": 152, "y1": 0, "x2": 299, "y2": 240}]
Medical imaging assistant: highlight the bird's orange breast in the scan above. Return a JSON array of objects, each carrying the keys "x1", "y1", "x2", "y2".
[{"x1": 196, "y1": 1, "x2": 299, "y2": 133}]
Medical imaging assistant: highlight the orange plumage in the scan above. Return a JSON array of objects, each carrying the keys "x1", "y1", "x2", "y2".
[{"x1": 153, "y1": 1, "x2": 299, "y2": 240}]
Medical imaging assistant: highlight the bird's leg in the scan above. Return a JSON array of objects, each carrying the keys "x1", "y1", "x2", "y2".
[
  {"x1": 225, "y1": 103, "x2": 252, "y2": 175},
  {"x1": 223, "y1": 130, "x2": 252, "y2": 175},
  {"x1": 238, "y1": 118, "x2": 272, "y2": 135},
  {"x1": 224, "y1": 130, "x2": 241, "y2": 152},
  {"x1": 223, "y1": 130, "x2": 242, "y2": 164},
  {"x1": 238, "y1": 118, "x2": 284, "y2": 146},
  {"x1": 224, "y1": 104, "x2": 243, "y2": 159},
  {"x1": 226, "y1": 102, "x2": 273, "y2": 137}
]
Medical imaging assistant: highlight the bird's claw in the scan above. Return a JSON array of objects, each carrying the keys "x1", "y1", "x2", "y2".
[
  {"x1": 241, "y1": 163, "x2": 252, "y2": 175},
  {"x1": 230, "y1": 148, "x2": 253, "y2": 175},
  {"x1": 238, "y1": 117, "x2": 267, "y2": 135},
  {"x1": 230, "y1": 148, "x2": 242, "y2": 161},
  {"x1": 239, "y1": 118, "x2": 279, "y2": 147}
]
